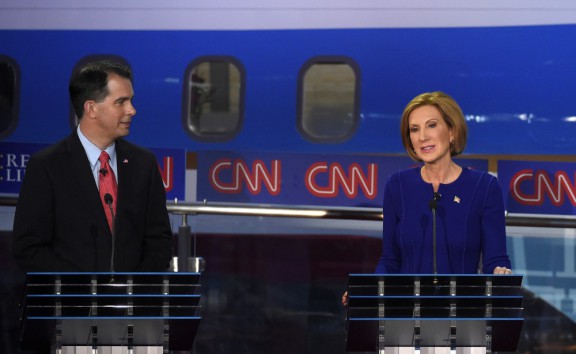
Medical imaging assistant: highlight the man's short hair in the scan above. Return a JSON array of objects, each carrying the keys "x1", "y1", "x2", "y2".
[{"x1": 69, "y1": 60, "x2": 133, "y2": 119}]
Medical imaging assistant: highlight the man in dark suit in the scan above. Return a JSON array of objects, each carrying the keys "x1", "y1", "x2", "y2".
[{"x1": 12, "y1": 60, "x2": 174, "y2": 272}]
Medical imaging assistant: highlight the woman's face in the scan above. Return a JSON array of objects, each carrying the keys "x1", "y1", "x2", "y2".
[{"x1": 408, "y1": 105, "x2": 454, "y2": 164}]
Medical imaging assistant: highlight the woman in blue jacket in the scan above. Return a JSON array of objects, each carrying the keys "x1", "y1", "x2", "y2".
[
  {"x1": 375, "y1": 91, "x2": 512, "y2": 275},
  {"x1": 343, "y1": 91, "x2": 511, "y2": 305}
]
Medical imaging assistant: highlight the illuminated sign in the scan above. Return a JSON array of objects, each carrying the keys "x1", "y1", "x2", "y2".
[
  {"x1": 198, "y1": 151, "x2": 488, "y2": 208},
  {"x1": 498, "y1": 160, "x2": 576, "y2": 215},
  {"x1": 209, "y1": 158, "x2": 281, "y2": 195},
  {"x1": 305, "y1": 162, "x2": 378, "y2": 199}
]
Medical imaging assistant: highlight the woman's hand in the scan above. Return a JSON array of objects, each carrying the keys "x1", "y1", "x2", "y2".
[
  {"x1": 341, "y1": 291, "x2": 349, "y2": 306},
  {"x1": 493, "y1": 266, "x2": 512, "y2": 274}
]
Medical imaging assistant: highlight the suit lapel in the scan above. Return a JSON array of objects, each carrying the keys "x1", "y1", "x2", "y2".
[
  {"x1": 115, "y1": 140, "x2": 131, "y2": 234},
  {"x1": 66, "y1": 133, "x2": 111, "y2": 235}
]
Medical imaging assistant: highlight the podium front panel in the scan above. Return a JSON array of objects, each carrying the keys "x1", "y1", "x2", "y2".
[
  {"x1": 19, "y1": 272, "x2": 202, "y2": 351},
  {"x1": 345, "y1": 274, "x2": 524, "y2": 352}
]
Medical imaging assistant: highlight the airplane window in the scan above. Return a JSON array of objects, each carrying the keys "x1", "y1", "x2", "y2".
[
  {"x1": 183, "y1": 57, "x2": 244, "y2": 141},
  {"x1": 68, "y1": 55, "x2": 131, "y2": 129},
  {"x1": 0, "y1": 56, "x2": 20, "y2": 139},
  {"x1": 298, "y1": 57, "x2": 360, "y2": 142}
]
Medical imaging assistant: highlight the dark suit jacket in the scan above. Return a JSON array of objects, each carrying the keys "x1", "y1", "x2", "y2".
[{"x1": 12, "y1": 132, "x2": 174, "y2": 272}]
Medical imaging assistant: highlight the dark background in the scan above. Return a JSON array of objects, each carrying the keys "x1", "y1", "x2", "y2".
[{"x1": 1, "y1": 231, "x2": 575, "y2": 353}]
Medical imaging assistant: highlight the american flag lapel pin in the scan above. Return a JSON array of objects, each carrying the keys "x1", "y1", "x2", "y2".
[
  {"x1": 123, "y1": 158, "x2": 129, "y2": 164},
  {"x1": 454, "y1": 196, "x2": 460, "y2": 204}
]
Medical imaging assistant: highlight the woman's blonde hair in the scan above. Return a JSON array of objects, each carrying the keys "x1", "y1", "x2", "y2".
[{"x1": 400, "y1": 91, "x2": 468, "y2": 161}]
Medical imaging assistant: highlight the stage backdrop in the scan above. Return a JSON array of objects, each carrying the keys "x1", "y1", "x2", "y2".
[{"x1": 197, "y1": 151, "x2": 488, "y2": 208}]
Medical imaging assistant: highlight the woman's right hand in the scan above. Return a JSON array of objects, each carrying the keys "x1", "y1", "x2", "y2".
[{"x1": 493, "y1": 266, "x2": 513, "y2": 274}]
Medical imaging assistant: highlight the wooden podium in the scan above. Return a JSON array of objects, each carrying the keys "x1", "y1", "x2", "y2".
[
  {"x1": 345, "y1": 274, "x2": 524, "y2": 353},
  {"x1": 18, "y1": 272, "x2": 201, "y2": 352}
]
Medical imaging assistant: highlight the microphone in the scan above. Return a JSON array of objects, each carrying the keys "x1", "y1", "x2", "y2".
[
  {"x1": 99, "y1": 168, "x2": 108, "y2": 176},
  {"x1": 104, "y1": 193, "x2": 116, "y2": 277},
  {"x1": 429, "y1": 192, "x2": 441, "y2": 285},
  {"x1": 429, "y1": 192, "x2": 441, "y2": 210}
]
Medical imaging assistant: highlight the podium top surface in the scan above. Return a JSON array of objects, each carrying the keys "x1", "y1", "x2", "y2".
[
  {"x1": 26, "y1": 272, "x2": 201, "y2": 276},
  {"x1": 25, "y1": 272, "x2": 200, "y2": 286},
  {"x1": 347, "y1": 274, "x2": 523, "y2": 296},
  {"x1": 348, "y1": 274, "x2": 522, "y2": 286},
  {"x1": 349, "y1": 273, "x2": 522, "y2": 282}
]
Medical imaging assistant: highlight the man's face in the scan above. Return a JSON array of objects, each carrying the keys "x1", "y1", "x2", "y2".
[{"x1": 92, "y1": 73, "x2": 136, "y2": 143}]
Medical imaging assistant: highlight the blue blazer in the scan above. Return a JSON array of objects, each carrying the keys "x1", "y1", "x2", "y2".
[
  {"x1": 13, "y1": 132, "x2": 174, "y2": 272},
  {"x1": 375, "y1": 167, "x2": 511, "y2": 274}
]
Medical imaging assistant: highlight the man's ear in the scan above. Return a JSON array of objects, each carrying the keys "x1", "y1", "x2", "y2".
[{"x1": 84, "y1": 100, "x2": 97, "y2": 119}]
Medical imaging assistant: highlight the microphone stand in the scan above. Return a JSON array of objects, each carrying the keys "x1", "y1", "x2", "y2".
[
  {"x1": 104, "y1": 193, "x2": 116, "y2": 282},
  {"x1": 432, "y1": 205, "x2": 438, "y2": 285},
  {"x1": 429, "y1": 193, "x2": 440, "y2": 285}
]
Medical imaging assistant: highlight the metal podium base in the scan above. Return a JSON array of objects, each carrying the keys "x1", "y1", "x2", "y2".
[
  {"x1": 381, "y1": 348, "x2": 486, "y2": 354},
  {"x1": 57, "y1": 346, "x2": 164, "y2": 354}
]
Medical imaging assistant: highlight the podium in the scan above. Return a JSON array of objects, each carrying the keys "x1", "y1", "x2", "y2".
[
  {"x1": 18, "y1": 272, "x2": 201, "y2": 352},
  {"x1": 345, "y1": 274, "x2": 524, "y2": 353}
]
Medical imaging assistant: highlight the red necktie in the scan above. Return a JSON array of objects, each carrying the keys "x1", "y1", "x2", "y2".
[{"x1": 98, "y1": 151, "x2": 118, "y2": 232}]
